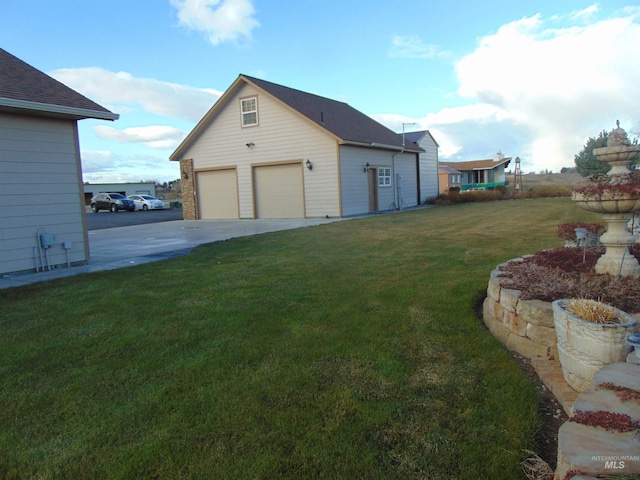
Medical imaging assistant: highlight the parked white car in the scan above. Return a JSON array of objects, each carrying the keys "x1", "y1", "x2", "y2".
[{"x1": 127, "y1": 195, "x2": 166, "y2": 211}]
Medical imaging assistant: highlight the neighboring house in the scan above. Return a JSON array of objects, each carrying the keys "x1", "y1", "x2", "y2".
[
  {"x1": 0, "y1": 48, "x2": 118, "y2": 275},
  {"x1": 404, "y1": 130, "x2": 439, "y2": 202},
  {"x1": 438, "y1": 165, "x2": 462, "y2": 193},
  {"x1": 440, "y1": 152, "x2": 512, "y2": 191},
  {"x1": 83, "y1": 182, "x2": 156, "y2": 205},
  {"x1": 170, "y1": 74, "x2": 426, "y2": 219}
]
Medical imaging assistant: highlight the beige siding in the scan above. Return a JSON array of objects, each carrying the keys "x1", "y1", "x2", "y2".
[
  {"x1": 0, "y1": 113, "x2": 88, "y2": 274},
  {"x1": 339, "y1": 146, "x2": 418, "y2": 215},
  {"x1": 181, "y1": 84, "x2": 340, "y2": 219}
]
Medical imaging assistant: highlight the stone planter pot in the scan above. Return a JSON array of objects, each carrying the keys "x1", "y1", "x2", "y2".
[{"x1": 552, "y1": 299, "x2": 636, "y2": 393}]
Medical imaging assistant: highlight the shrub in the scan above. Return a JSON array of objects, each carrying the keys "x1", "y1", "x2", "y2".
[
  {"x1": 426, "y1": 185, "x2": 571, "y2": 205},
  {"x1": 514, "y1": 185, "x2": 572, "y2": 199},
  {"x1": 428, "y1": 189, "x2": 503, "y2": 205}
]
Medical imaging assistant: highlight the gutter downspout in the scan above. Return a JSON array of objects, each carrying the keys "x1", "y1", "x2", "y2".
[
  {"x1": 394, "y1": 122, "x2": 415, "y2": 210},
  {"x1": 392, "y1": 124, "x2": 413, "y2": 210},
  {"x1": 392, "y1": 150, "x2": 402, "y2": 210}
]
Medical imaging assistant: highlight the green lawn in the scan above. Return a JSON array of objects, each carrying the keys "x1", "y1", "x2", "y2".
[{"x1": 0, "y1": 199, "x2": 600, "y2": 479}]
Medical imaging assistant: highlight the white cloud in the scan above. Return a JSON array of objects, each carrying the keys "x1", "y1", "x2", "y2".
[
  {"x1": 50, "y1": 67, "x2": 222, "y2": 122},
  {"x1": 389, "y1": 35, "x2": 450, "y2": 59},
  {"x1": 171, "y1": 0, "x2": 259, "y2": 46},
  {"x1": 373, "y1": 103, "x2": 517, "y2": 160},
  {"x1": 422, "y1": 8, "x2": 640, "y2": 172},
  {"x1": 569, "y1": 3, "x2": 599, "y2": 21},
  {"x1": 93, "y1": 125, "x2": 186, "y2": 150},
  {"x1": 81, "y1": 150, "x2": 180, "y2": 183}
]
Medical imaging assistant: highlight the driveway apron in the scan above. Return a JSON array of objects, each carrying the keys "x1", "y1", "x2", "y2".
[{"x1": 0, "y1": 218, "x2": 343, "y2": 289}]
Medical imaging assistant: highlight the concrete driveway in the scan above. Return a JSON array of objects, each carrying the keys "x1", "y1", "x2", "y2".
[{"x1": 0, "y1": 217, "x2": 345, "y2": 289}]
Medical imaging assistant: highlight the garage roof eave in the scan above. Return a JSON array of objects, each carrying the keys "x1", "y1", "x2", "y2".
[{"x1": 0, "y1": 97, "x2": 119, "y2": 120}]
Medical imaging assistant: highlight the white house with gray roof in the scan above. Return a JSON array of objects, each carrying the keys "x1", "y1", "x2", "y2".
[
  {"x1": 0, "y1": 48, "x2": 118, "y2": 275},
  {"x1": 171, "y1": 74, "x2": 436, "y2": 219}
]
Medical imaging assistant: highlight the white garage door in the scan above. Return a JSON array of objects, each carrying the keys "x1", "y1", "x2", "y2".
[
  {"x1": 196, "y1": 169, "x2": 239, "y2": 219},
  {"x1": 254, "y1": 163, "x2": 304, "y2": 218}
]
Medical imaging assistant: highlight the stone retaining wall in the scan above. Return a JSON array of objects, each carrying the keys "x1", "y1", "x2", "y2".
[
  {"x1": 484, "y1": 259, "x2": 640, "y2": 480},
  {"x1": 483, "y1": 263, "x2": 558, "y2": 359},
  {"x1": 483, "y1": 260, "x2": 640, "y2": 360}
]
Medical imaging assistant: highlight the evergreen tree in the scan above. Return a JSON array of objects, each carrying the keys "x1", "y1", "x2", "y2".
[{"x1": 574, "y1": 130, "x2": 609, "y2": 178}]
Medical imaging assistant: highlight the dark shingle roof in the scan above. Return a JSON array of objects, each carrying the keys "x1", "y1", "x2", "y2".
[
  {"x1": 243, "y1": 75, "x2": 421, "y2": 151},
  {"x1": 0, "y1": 48, "x2": 117, "y2": 120},
  {"x1": 404, "y1": 130, "x2": 439, "y2": 147}
]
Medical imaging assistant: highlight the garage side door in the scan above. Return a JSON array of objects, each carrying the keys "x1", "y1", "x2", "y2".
[
  {"x1": 254, "y1": 163, "x2": 304, "y2": 218},
  {"x1": 196, "y1": 169, "x2": 239, "y2": 219}
]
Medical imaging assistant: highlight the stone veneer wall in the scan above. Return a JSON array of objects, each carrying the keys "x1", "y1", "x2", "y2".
[{"x1": 180, "y1": 159, "x2": 196, "y2": 220}]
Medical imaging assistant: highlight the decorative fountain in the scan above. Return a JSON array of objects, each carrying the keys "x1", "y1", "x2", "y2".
[{"x1": 572, "y1": 122, "x2": 640, "y2": 278}]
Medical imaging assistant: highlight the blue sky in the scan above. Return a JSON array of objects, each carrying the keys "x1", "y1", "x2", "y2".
[{"x1": 2, "y1": 0, "x2": 639, "y2": 183}]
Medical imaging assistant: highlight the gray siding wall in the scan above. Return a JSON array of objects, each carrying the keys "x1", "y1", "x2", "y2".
[
  {"x1": 395, "y1": 153, "x2": 418, "y2": 209},
  {"x1": 339, "y1": 145, "x2": 418, "y2": 216},
  {"x1": 0, "y1": 113, "x2": 88, "y2": 274},
  {"x1": 417, "y1": 135, "x2": 439, "y2": 202}
]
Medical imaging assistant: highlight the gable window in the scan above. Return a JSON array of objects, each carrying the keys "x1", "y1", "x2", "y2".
[
  {"x1": 378, "y1": 167, "x2": 391, "y2": 187},
  {"x1": 241, "y1": 97, "x2": 258, "y2": 127}
]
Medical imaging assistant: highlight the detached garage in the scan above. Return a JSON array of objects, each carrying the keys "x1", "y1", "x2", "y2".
[{"x1": 171, "y1": 74, "x2": 426, "y2": 220}]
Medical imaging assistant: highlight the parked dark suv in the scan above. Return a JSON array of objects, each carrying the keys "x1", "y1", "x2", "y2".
[{"x1": 90, "y1": 193, "x2": 136, "y2": 212}]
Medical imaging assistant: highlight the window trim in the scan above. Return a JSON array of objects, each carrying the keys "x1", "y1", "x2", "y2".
[
  {"x1": 378, "y1": 167, "x2": 392, "y2": 187},
  {"x1": 240, "y1": 96, "x2": 259, "y2": 127}
]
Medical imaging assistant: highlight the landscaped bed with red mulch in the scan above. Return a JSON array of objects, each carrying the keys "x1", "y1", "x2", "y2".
[{"x1": 497, "y1": 244, "x2": 640, "y2": 313}]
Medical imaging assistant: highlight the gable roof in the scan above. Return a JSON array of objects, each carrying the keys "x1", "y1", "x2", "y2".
[
  {"x1": 404, "y1": 130, "x2": 439, "y2": 148},
  {"x1": 440, "y1": 157, "x2": 512, "y2": 171},
  {"x1": 0, "y1": 48, "x2": 118, "y2": 121},
  {"x1": 171, "y1": 74, "x2": 421, "y2": 161}
]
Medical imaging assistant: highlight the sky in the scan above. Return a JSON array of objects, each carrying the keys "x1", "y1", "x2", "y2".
[{"x1": 2, "y1": 0, "x2": 640, "y2": 183}]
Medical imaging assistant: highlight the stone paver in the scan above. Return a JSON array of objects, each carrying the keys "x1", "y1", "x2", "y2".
[
  {"x1": 572, "y1": 389, "x2": 640, "y2": 420},
  {"x1": 554, "y1": 362, "x2": 640, "y2": 480},
  {"x1": 593, "y1": 362, "x2": 640, "y2": 392},
  {"x1": 556, "y1": 422, "x2": 640, "y2": 479}
]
